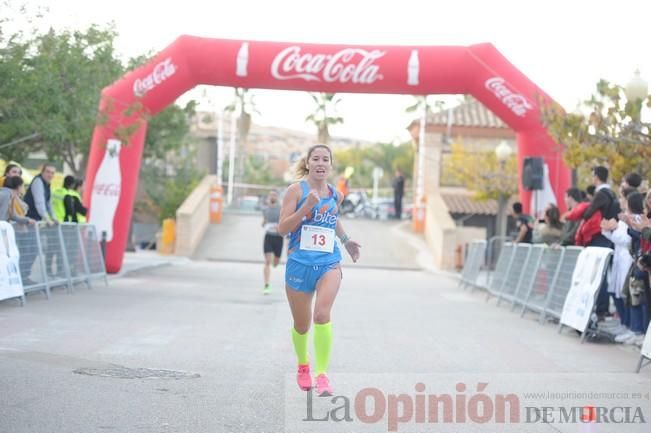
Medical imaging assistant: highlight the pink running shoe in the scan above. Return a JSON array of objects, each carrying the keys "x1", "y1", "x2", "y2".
[
  {"x1": 315, "y1": 373, "x2": 333, "y2": 397},
  {"x1": 297, "y1": 364, "x2": 312, "y2": 391}
]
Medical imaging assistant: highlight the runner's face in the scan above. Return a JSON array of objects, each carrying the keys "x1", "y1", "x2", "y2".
[
  {"x1": 307, "y1": 148, "x2": 331, "y2": 181},
  {"x1": 268, "y1": 191, "x2": 278, "y2": 204},
  {"x1": 8, "y1": 167, "x2": 21, "y2": 177}
]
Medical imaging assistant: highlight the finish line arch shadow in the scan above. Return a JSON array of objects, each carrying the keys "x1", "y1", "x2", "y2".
[{"x1": 84, "y1": 36, "x2": 570, "y2": 273}]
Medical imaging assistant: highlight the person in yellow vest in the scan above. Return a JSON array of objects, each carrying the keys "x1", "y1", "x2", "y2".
[
  {"x1": 63, "y1": 177, "x2": 87, "y2": 223},
  {"x1": 52, "y1": 175, "x2": 75, "y2": 222}
]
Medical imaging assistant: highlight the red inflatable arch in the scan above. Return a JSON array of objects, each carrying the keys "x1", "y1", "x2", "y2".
[{"x1": 85, "y1": 36, "x2": 570, "y2": 273}]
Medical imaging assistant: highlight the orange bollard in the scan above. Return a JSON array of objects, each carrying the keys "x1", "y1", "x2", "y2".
[
  {"x1": 412, "y1": 196, "x2": 426, "y2": 233},
  {"x1": 210, "y1": 184, "x2": 223, "y2": 224},
  {"x1": 160, "y1": 218, "x2": 176, "y2": 255}
]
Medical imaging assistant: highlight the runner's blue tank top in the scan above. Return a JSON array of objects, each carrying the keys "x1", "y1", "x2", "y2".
[{"x1": 287, "y1": 181, "x2": 342, "y2": 265}]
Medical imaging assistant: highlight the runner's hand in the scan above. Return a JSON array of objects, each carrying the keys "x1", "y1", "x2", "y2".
[
  {"x1": 306, "y1": 189, "x2": 320, "y2": 208},
  {"x1": 344, "y1": 239, "x2": 361, "y2": 263}
]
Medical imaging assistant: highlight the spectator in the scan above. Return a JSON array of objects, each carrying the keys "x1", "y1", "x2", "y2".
[
  {"x1": 24, "y1": 163, "x2": 57, "y2": 223},
  {"x1": 622, "y1": 172, "x2": 642, "y2": 190},
  {"x1": 584, "y1": 166, "x2": 620, "y2": 238},
  {"x1": 601, "y1": 187, "x2": 639, "y2": 338},
  {"x1": 52, "y1": 175, "x2": 76, "y2": 222},
  {"x1": 512, "y1": 202, "x2": 533, "y2": 244},
  {"x1": 586, "y1": 185, "x2": 596, "y2": 201},
  {"x1": 1, "y1": 164, "x2": 28, "y2": 220},
  {"x1": 617, "y1": 191, "x2": 650, "y2": 345},
  {"x1": 0, "y1": 176, "x2": 34, "y2": 225},
  {"x1": 533, "y1": 204, "x2": 563, "y2": 245},
  {"x1": 581, "y1": 166, "x2": 621, "y2": 320},
  {"x1": 23, "y1": 163, "x2": 59, "y2": 278},
  {"x1": 564, "y1": 189, "x2": 602, "y2": 248},
  {"x1": 335, "y1": 175, "x2": 349, "y2": 201},
  {"x1": 392, "y1": 169, "x2": 405, "y2": 219},
  {"x1": 0, "y1": 164, "x2": 23, "y2": 187},
  {"x1": 558, "y1": 187, "x2": 582, "y2": 246},
  {"x1": 64, "y1": 178, "x2": 87, "y2": 223}
]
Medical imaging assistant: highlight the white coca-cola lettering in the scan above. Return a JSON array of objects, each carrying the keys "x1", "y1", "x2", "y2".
[
  {"x1": 93, "y1": 183, "x2": 121, "y2": 197},
  {"x1": 485, "y1": 77, "x2": 533, "y2": 117},
  {"x1": 133, "y1": 58, "x2": 177, "y2": 97},
  {"x1": 271, "y1": 46, "x2": 385, "y2": 84}
]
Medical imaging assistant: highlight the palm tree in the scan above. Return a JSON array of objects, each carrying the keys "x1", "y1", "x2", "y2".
[
  {"x1": 224, "y1": 87, "x2": 259, "y2": 143},
  {"x1": 224, "y1": 88, "x2": 259, "y2": 189},
  {"x1": 305, "y1": 93, "x2": 344, "y2": 144}
]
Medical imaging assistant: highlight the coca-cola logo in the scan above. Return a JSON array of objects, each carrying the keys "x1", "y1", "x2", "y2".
[
  {"x1": 485, "y1": 77, "x2": 533, "y2": 117},
  {"x1": 133, "y1": 58, "x2": 177, "y2": 97},
  {"x1": 93, "y1": 183, "x2": 121, "y2": 197},
  {"x1": 271, "y1": 46, "x2": 385, "y2": 84}
]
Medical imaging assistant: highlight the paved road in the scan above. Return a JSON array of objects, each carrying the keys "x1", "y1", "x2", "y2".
[
  {"x1": 194, "y1": 212, "x2": 424, "y2": 270},
  {"x1": 1, "y1": 254, "x2": 649, "y2": 432}
]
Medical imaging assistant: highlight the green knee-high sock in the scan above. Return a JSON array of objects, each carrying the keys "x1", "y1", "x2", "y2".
[
  {"x1": 291, "y1": 328, "x2": 309, "y2": 365},
  {"x1": 313, "y1": 322, "x2": 333, "y2": 375}
]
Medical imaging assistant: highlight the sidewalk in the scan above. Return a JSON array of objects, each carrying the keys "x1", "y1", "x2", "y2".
[{"x1": 111, "y1": 250, "x2": 192, "y2": 278}]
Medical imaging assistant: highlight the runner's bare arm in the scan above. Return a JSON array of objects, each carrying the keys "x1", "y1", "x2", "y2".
[{"x1": 278, "y1": 184, "x2": 316, "y2": 236}]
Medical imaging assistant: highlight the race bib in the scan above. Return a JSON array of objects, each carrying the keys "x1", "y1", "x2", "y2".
[
  {"x1": 264, "y1": 223, "x2": 279, "y2": 233},
  {"x1": 300, "y1": 225, "x2": 335, "y2": 253}
]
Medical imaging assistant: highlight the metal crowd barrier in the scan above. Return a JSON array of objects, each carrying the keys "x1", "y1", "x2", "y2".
[
  {"x1": 11, "y1": 222, "x2": 107, "y2": 303},
  {"x1": 475, "y1": 243, "x2": 585, "y2": 322},
  {"x1": 485, "y1": 236, "x2": 513, "y2": 270},
  {"x1": 510, "y1": 244, "x2": 546, "y2": 311},
  {"x1": 540, "y1": 246, "x2": 583, "y2": 323},
  {"x1": 485, "y1": 242, "x2": 515, "y2": 299},
  {"x1": 520, "y1": 247, "x2": 564, "y2": 319},
  {"x1": 459, "y1": 240, "x2": 486, "y2": 289},
  {"x1": 496, "y1": 243, "x2": 532, "y2": 306}
]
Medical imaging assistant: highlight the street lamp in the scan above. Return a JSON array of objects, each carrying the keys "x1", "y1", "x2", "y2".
[
  {"x1": 494, "y1": 140, "x2": 513, "y2": 240},
  {"x1": 625, "y1": 69, "x2": 648, "y2": 103},
  {"x1": 624, "y1": 69, "x2": 649, "y2": 140}
]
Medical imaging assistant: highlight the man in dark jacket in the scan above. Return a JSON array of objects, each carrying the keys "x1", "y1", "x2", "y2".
[
  {"x1": 583, "y1": 166, "x2": 620, "y2": 248},
  {"x1": 24, "y1": 163, "x2": 57, "y2": 223},
  {"x1": 22, "y1": 163, "x2": 59, "y2": 280},
  {"x1": 583, "y1": 165, "x2": 619, "y2": 320}
]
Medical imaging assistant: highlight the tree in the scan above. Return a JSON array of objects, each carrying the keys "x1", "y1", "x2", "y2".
[
  {"x1": 333, "y1": 142, "x2": 413, "y2": 190},
  {"x1": 17, "y1": 25, "x2": 125, "y2": 175},
  {"x1": 444, "y1": 140, "x2": 518, "y2": 201},
  {"x1": 305, "y1": 93, "x2": 343, "y2": 144},
  {"x1": 224, "y1": 87, "x2": 258, "y2": 187},
  {"x1": 144, "y1": 101, "x2": 197, "y2": 160},
  {"x1": 224, "y1": 87, "x2": 258, "y2": 143},
  {"x1": 136, "y1": 155, "x2": 204, "y2": 223},
  {"x1": 541, "y1": 78, "x2": 651, "y2": 183},
  {"x1": 405, "y1": 95, "x2": 443, "y2": 116},
  {"x1": 0, "y1": 36, "x2": 35, "y2": 162}
]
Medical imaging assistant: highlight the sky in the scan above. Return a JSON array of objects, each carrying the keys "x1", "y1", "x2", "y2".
[{"x1": 8, "y1": 0, "x2": 651, "y2": 143}]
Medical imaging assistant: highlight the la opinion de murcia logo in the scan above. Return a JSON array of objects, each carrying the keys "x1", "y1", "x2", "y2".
[{"x1": 271, "y1": 46, "x2": 385, "y2": 84}]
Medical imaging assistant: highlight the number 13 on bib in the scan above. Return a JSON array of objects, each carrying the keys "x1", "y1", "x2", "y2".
[{"x1": 300, "y1": 225, "x2": 335, "y2": 253}]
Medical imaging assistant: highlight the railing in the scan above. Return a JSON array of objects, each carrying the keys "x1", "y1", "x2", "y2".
[{"x1": 1, "y1": 222, "x2": 107, "y2": 305}]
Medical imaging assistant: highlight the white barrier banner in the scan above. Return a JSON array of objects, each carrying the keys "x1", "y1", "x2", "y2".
[
  {"x1": 642, "y1": 323, "x2": 651, "y2": 360},
  {"x1": 560, "y1": 247, "x2": 612, "y2": 332},
  {"x1": 0, "y1": 222, "x2": 24, "y2": 301}
]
